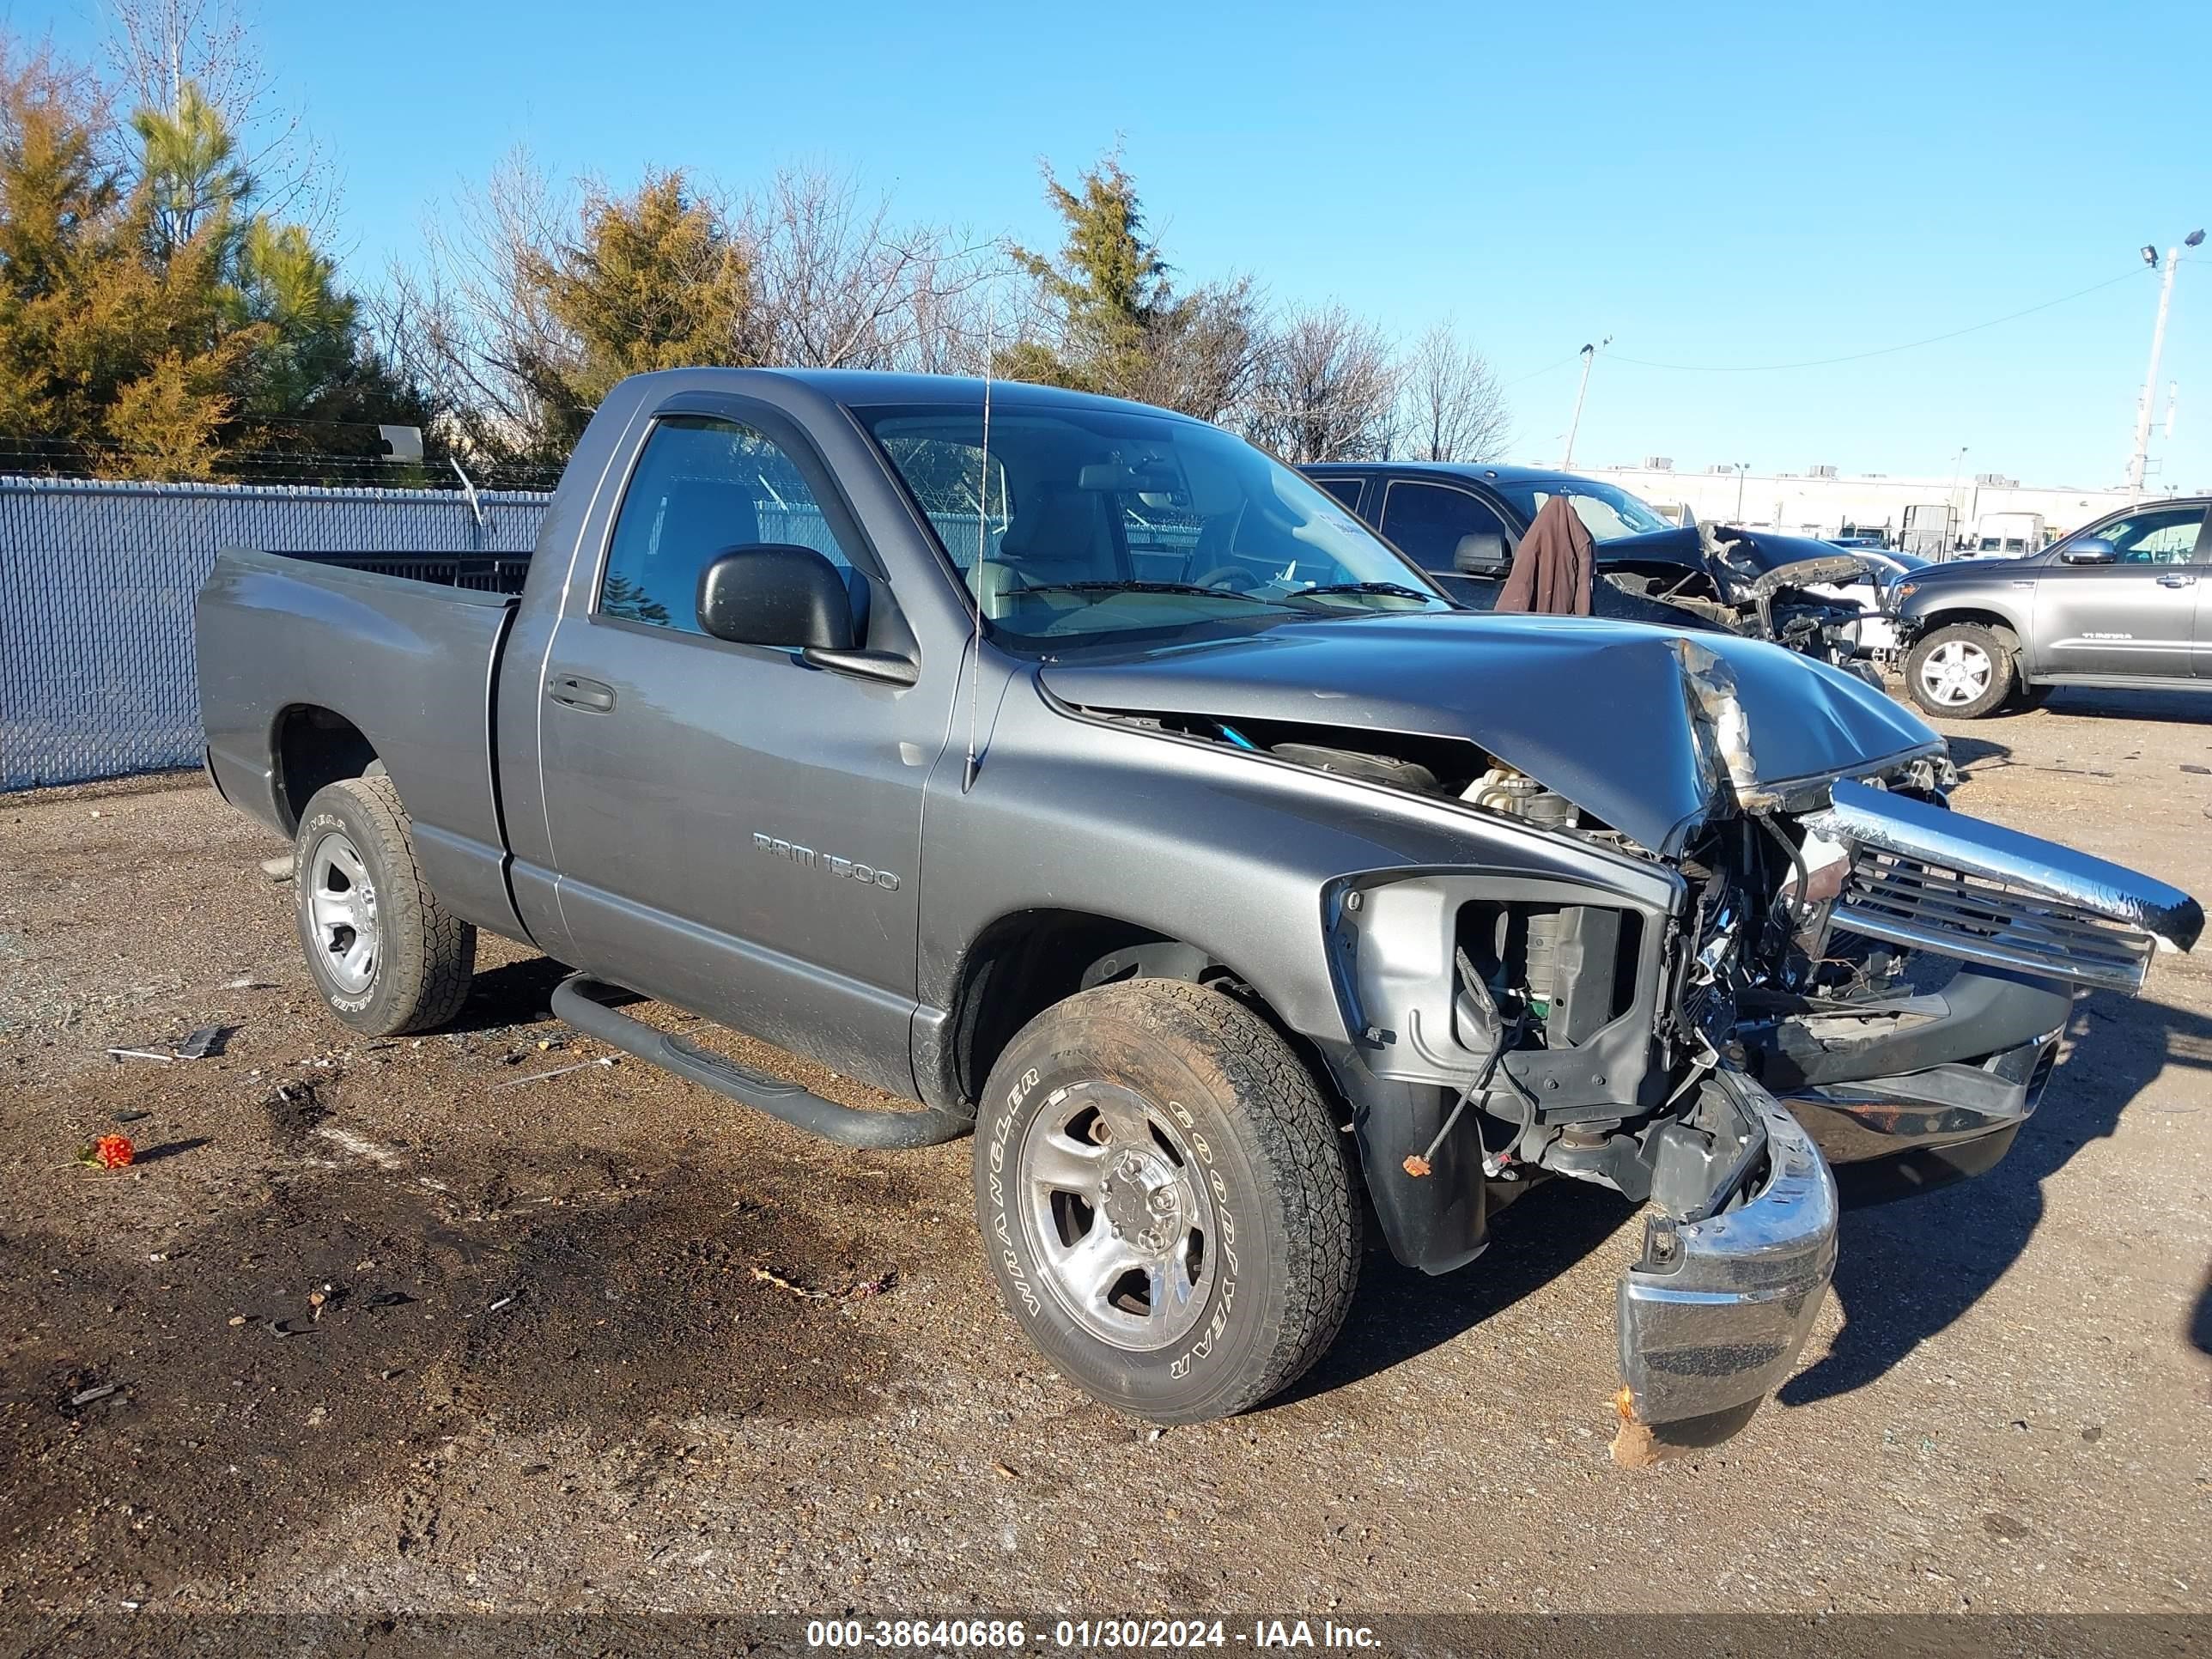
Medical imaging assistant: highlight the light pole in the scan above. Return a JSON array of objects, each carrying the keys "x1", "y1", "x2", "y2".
[
  {"x1": 1733, "y1": 461, "x2": 1750, "y2": 524},
  {"x1": 1948, "y1": 446, "x2": 1969, "y2": 556},
  {"x1": 1559, "y1": 336, "x2": 1611, "y2": 468},
  {"x1": 2129, "y1": 230, "x2": 2205, "y2": 495}
]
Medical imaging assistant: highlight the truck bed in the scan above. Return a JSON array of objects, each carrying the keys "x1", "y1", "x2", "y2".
[
  {"x1": 195, "y1": 546, "x2": 525, "y2": 936},
  {"x1": 291, "y1": 550, "x2": 534, "y2": 595}
]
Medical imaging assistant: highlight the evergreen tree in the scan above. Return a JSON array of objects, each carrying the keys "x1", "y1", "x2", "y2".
[
  {"x1": 509, "y1": 170, "x2": 755, "y2": 454},
  {"x1": 1006, "y1": 152, "x2": 1257, "y2": 421},
  {"x1": 0, "y1": 35, "x2": 422, "y2": 481}
]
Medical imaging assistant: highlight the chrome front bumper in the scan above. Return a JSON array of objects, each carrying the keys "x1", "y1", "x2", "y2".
[{"x1": 1618, "y1": 1071, "x2": 1838, "y2": 1445}]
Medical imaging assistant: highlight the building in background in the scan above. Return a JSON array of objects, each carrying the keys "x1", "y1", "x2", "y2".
[{"x1": 1572, "y1": 458, "x2": 2200, "y2": 552}]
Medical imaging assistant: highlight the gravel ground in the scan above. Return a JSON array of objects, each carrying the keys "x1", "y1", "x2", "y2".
[{"x1": 2, "y1": 684, "x2": 2209, "y2": 1621}]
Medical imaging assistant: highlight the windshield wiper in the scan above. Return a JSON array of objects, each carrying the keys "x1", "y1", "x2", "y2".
[
  {"x1": 1013, "y1": 579, "x2": 1285, "y2": 605},
  {"x1": 1288, "y1": 580, "x2": 1442, "y2": 605}
]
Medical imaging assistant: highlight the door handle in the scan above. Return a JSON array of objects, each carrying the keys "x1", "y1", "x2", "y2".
[
  {"x1": 548, "y1": 672, "x2": 617, "y2": 712},
  {"x1": 2157, "y1": 573, "x2": 2197, "y2": 588}
]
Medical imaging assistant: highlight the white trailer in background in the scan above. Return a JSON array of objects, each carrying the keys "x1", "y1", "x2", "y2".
[{"x1": 1967, "y1": 510, "x2": 2046, "y2": 557}]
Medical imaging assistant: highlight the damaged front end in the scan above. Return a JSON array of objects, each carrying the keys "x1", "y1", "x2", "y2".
[{"x1": 1043, "y1": 614, "x2": 2202, "y2": 1453}]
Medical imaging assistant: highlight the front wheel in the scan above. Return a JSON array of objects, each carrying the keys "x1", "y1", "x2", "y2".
[
  {"x1": 293, "y1": 775, "x2": 477, "y2": 1036},
  {"x1": 1905, "y1": 623, "x2": 2015, "y2": 719},
  {"x1": 974, "y1": 979, "x2": 1358, "y2": 1423}
]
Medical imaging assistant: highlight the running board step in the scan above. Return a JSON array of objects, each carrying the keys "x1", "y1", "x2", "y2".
[{"x1": 550, "y1": 974, "x2": 975, "y2": 1150}]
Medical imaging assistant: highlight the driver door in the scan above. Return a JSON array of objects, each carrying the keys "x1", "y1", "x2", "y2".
[
  {"x1": 2034, "y1": 505, "x2": 2210, "y2": 678},
  {"x1": 535, "y1": 406, "x2": 951, "y2": 1098}
]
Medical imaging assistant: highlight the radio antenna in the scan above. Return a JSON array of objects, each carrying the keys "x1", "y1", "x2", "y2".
[{"x1": 961, "y1": 300, "x2": 995, "y2": 793}]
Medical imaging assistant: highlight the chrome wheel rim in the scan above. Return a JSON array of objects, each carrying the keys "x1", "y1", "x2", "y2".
[
  {"x1": 307, "y1": 830, "x2": 379, "y2": 994},
  {"x1": 1919, "y1": 639, "x2": 1993, "y2": 707},
  {"x1": 1017, "y1": 1081, "x2": 1217, "y2": 1352}
]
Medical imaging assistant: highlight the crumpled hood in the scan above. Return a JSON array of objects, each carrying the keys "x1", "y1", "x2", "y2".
[{"x1": 1039, "y1": 611, "x2": 1942, "y2": 854}]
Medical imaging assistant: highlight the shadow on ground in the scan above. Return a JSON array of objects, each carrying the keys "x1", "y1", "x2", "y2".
[
  {"x1": 445, "y1": 955, "x2": 574, "y2": 1033},
  {"x1": 1941, "y1": 734, "x2": 2014, "y2": 776},
  {"x1": 2035, "y1": 686, "x2": 2212, "y2": 726},
  {"x1": 1783, "y1": 987, "x2": 2212, "y2": 1406},
  {"x1": 1285, "y1": 1178, "x2": 1634, "y2": 1405}
]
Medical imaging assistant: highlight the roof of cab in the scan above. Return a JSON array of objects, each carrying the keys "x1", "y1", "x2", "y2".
[
  {"x1": 613, "y1": 365, "x2": 1203, "y2": 422},
  {"x1": 1302, "y1": 459, "x2": 1593, "y2": 489}
]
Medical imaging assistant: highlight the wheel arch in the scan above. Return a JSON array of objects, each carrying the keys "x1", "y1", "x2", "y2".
[
  {"x1": 270, "y1": 704, "x2": 383, "y2": 835},
  {"x1": 1912, "y1": 605, "x2": 2026, "y2": 656},
  {"x1": 931, "y1": 907, "x2": 1326, "y2": 1116}
]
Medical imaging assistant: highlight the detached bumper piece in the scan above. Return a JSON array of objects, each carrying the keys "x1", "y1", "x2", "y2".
[
  {"x1": 1759, "y1": 963, "x2": 2070, "y2": 1206},
  {"x1": 1807, "y1": 779, "x2": 2203, "y2": 992},
  {"x1": 1615, "y1": 1071, "x2": 1837, "y2": 1463}
]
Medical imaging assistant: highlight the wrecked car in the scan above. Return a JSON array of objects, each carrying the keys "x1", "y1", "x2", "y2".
[
  {"x1": 1305, "y1": 461, "x2": 1887, "y2": 683},
  {"x1": 194, "y1": 368, "x2": 2202, "y2": 1452}
]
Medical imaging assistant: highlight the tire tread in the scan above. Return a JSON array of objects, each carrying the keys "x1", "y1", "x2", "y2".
[{"x1": 297, "y1": 775, "x2": 475, "y2": 1035}]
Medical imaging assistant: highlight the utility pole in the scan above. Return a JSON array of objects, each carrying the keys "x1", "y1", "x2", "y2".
[
  {"x1": 1559, "y1": 337, "x2": 1610, "y2": 468},
  {"x1": 2129, "y1": 231, "x2": 2205, "y2": 495}
]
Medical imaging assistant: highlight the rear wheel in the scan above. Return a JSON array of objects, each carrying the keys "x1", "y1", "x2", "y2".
[
  {"x1": 293, "y1": 775, "x2": 476, "y2": 1036},
  {"x1": 1905, "y1": 623, "x2": 2014, "y2": 720},
  {"x1": 974, "y1": 979, "x2": 1358, "y2": 1423}
]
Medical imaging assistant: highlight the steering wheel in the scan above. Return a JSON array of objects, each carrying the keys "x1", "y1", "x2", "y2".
[{"x1": 1190, "y1": 563, "x2": 1261, "y2": 592}]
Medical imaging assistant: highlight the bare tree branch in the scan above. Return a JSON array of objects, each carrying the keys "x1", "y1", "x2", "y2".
[
  {"x1": 102, "y1": 0, "x2": 338, "y2": 237},
  {"x1": 1242, "y1": 305, "x2": 1401, "y2": 464},
  {"x1": 1400, "y1": 319, "x2": 1510, "y2": 462}
]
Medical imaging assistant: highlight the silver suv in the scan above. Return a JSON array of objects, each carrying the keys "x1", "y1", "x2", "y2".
[{"x1": 1892, "y1": 497, "x2": 2212, "y2": 718}]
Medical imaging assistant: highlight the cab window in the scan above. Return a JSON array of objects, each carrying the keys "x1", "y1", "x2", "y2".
[
  {"x1": 600, "y1": 416, "x2": 854, "y2": 632},
  {"x1": 1379, "y1": 480, "x2": 1512, "y2": 572},
  {"x1": 2081, "y1": 506, "x2": 2209, "y2": 565}
]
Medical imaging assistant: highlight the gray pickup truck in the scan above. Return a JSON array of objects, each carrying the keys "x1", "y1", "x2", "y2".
[{"x1": 196, "y1": 368, "x2": 2201, "y2": 1453}]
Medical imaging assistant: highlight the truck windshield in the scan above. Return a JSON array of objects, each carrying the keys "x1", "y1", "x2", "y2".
[
  {"x1": 856, "y1": 402, "x2": 1450, "y2": 647},
  {"x1": 1494, "y1": 478, "x2": 1675, "y2": 543}
]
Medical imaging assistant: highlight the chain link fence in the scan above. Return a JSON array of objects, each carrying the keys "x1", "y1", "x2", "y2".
[{"x1": 0, "y1": 477, "x2": 551, "y2": 791}]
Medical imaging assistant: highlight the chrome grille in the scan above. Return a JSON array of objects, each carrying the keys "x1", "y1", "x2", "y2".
[{"x1": 1831, "y1": 848, "x2": 2156, "y2": 993}]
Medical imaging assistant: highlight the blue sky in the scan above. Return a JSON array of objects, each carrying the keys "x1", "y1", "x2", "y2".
[{"x1": 34, "y1": 0, "x2": 2212, "y2": 488}]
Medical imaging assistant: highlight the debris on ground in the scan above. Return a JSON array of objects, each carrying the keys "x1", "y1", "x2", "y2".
[
  {"x1": 107, "y1": 1024, "x2": 233, "y2": 1062},
  {"x1": 68, "y1": 1382, "x2": 118, "y2": 1407},
  {"x1": 1608, "y1": 1386, "x2": 1664, "y2": 1469},
  {"x1": 491, "y1": 1054, "x2": 617, "y2": 1091},
  {"x1": 749, "y1": 1266, "x2": 897, "y2": 1302},
  {"x1": 173, "y1": 1024, "x2": 229, "y2": 1060},
  {"x1": 78, "y1": 1134, "x2": 135, "y2": 1170},
  {"x1": 262, "y1": 1080, "x2": 330, "y2": 1144}
]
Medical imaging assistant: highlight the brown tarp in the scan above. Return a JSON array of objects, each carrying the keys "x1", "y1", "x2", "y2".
[{"x1": 1494, "y1": 495, "x2": 1594, "y2": 616}]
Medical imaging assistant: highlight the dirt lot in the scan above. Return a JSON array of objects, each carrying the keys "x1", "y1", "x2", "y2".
[{"x1": 3, "y1": 685, "x2": 2209, "y2": 1622}]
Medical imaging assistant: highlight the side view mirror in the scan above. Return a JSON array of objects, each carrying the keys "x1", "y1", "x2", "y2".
[
  {"x1": 1453, "y1": 532, "x2": 1510, "y2": 577},
  {"x1": 696, "y1": 544, "x2": 854, "y2": 650},
  {"x1": 2060, "y1": 538, "x2": 2117, "y2": 566}
]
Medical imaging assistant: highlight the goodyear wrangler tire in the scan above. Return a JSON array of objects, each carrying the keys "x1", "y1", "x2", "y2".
[
  {"x1": 293, "y1": 775, "x2": 477, "y2": 1037},
  {"x1": 973, "y1": 979, "x2": 1358, "y2": 1423}
]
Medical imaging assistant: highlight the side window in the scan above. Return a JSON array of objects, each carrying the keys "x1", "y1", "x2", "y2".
[
  {"x1": 600, "y1": 415, "x2": 854, "y2": 633},
  {"x1": 1380, "y1": 480, "x2": 1510, "y2": 572},
  {"x1": 1313, "y1": 476, "x2": 1366, "y2": 514},
  {"x1": 2095, "y1": 507, "x2": 2208, "y2": 564}
]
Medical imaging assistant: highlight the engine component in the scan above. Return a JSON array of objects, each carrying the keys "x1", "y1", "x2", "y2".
[
  {"x1": 1462, "y1": 765, "x2": 1578, "y2": 828},
  {"x1": 1271, "y1": 740, "x2": 1442, "y2": 795}
]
